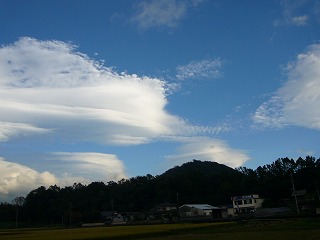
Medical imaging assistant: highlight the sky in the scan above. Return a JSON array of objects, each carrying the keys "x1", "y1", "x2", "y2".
[{"x1": 0, "y1": 0, "x2": 320, "y2": 202}]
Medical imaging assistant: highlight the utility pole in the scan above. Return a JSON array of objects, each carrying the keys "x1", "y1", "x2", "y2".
[
  {"x1": 111, "y1": 199, "x2": 114, "y2": 212},
  {"x1": 176, "y1": 192, "x2": 180, "y2": 217},
  {"x1": 176, "y1": 192, "x2": 180, "y2": 208},
  {"x1": 15, "y1": 205, "x2": 18, "y2": 229},
  {"x1": 315, "y1": 184, "x2": 320, "y2": 201},
  {"x1": 291, "y1": 174, "x2": 300, "y2": 214},
  {"x1": 12, "y1": 196, "x2": 25, "y2": 229},
  {"x1": 69, "y1": 203, "x2": 72, "y2": 228}
]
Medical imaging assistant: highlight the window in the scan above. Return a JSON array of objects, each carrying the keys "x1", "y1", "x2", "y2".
[
  {"x1": 244, "y1": 199, "x2": 252, "y2": 204},
  {"x1": 235, "y1": 200, "x2": 242, "y2": 205}
]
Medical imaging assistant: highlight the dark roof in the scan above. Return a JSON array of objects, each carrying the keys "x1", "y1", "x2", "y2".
[{"x1": 154, "y1": 201, "x2": 176, "y2": 208}]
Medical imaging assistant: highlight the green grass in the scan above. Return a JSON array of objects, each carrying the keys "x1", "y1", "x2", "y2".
[{"x1": 1, "y1": 218, "x2": 320, "y2": 240}]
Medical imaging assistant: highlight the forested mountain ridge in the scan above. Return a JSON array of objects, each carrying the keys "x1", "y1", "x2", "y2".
[
  {"x1": 1, "y1": 156, "x2": 319, "y2": 226},
  {"x1": 155, "y1": 160, "x2": 245, "y2": 205}
]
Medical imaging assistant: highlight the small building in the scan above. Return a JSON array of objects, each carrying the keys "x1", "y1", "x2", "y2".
[
  {"x1": 148, "y1": 201, "x2": 178, "y2": 223},
  {"x1": 154, "y1": 201, "x2": 177, "y2": 212},
  {"x1": 101, "y1": 211, "x2": 126, "y2": 225},
  {"x1": 231, "y1": 194, "x2": 264, "y2": 214},
  {"x1": 220, "y1": 204, "x2": 235, "y2": 218},
  {"x1": 179, "y1": 204, "x2": 221, "y2": 218}
]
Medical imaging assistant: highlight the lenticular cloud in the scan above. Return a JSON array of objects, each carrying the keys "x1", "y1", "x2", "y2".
[{"x1": 0, "y1": 37, "x2": 185, "y2": 145}]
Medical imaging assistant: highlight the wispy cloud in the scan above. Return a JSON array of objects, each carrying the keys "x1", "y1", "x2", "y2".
[
  {"x1": 291, "y1": 15, "x2": 309, "y2": 26},
  {"x1": 0, "y1": 122, "x2": 49, "y2": 142},
  {"x1": 165, "y1": 137, "x2": 250, "y2": 168},
  {"x1": 252, "y1": 96, "x2": 287, "y2": 129},
  {"x1": 132, "y1": 0, "x2": 203, "y2": 29},
  {"x1": 253, "y1": 43, "x2": 320, "y2": 130},
  {"x1": 274, "y1": 0, "x2": 312, "y2": 27},
  {"x1": 176, "y1": 59, "x2": 223, "y2": 81},
  {"x1": 132, "y1": 0, "x2": 186, "y2": 29}
]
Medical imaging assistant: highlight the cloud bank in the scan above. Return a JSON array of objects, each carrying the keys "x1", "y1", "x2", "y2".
[
  {"x1": 0, "y1": 152, "x2": 127, "y2": 201},
  {"x1": 0, "y1": 157, "x2": 57, "y2": 201},
  {"x1": 253, "y1": 43, "x2": 320, "y2": 130}
]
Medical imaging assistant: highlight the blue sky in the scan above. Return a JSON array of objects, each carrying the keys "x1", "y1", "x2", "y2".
[{"x1": 0, "y1": 0, "x2": 320, "y2": 201}]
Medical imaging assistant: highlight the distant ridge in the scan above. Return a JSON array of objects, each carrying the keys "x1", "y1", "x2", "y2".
[
  {"x1": 160, "y1": 159, "x2": 238, "y2": 177},
  {"x1": 155, "y1": 160, "x2": 245, "y2": 205}
]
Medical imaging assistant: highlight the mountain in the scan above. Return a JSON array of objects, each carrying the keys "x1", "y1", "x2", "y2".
[{"x1": 154, "y1": 160, "x2": 246, "y2": 205}]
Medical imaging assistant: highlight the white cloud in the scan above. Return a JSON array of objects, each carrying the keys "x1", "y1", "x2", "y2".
[
  {"x1": 252, "y1": 96, "x2": 287, "y2": 129},
  {"x1": 0, "y1": 38, "x2": 227, "y2": 146},
  {"x1": 52, "y1": 152, "x2": 127, "y2": 182},
  {"x1": 133, "y1": 0, "x2": 186, "y2": 29},
  {"x1": 0, "y1": 37, "x2": 214, "y2": 146},
  {"x1": 291, "y1": 15, "x2": 309, "y2": 26},
  {"x1": 176, "y1": 59, "x2": 223, "y2": 81},
  {"x1": 132, "y1": 0, "x2": 203, "y2": 29},
  {"x1": 0, "y1": 121, "x2": 49, "y2": 142},
  {"x1": 0, "y1": 157, "x2": 58, "y2": 202},
  {"x1": 253, "y1": 43, "x2": 320, "y2": 130},
  {"x1": 165, "y1": 137, "x2": 250, "y2": 168},
  {"x1": 274, "y1": 0, "x2": 310, "y2": 27}
]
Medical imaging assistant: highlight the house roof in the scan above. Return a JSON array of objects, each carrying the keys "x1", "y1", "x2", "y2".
[{"x1": 180, "y1": 204, "x2": 221, "y2": 210}]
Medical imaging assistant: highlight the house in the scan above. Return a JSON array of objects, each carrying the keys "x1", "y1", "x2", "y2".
[
  {"x1": 231, "y1": 194, "x2": 264, "y2": 214},
  {"x1": 148, "y1": 201, "x2": 178, "y2": 223},
  {"x1": 220, "y1": 204, "x2": 236, "y2": 218},
  {"x1": 154, "y1": 201, "x2": 177, "y2": 212},
  {"x1": 179, "y1": 204, "x2": 221, "y2": 218},
  {"x1": 101, "y1": 211, "x2": 126, "y2": 225}
]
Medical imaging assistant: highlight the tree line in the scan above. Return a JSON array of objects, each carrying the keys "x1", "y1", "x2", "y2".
[{"x1": 0, "y1": 156, "x2": 319, "y2": 227}]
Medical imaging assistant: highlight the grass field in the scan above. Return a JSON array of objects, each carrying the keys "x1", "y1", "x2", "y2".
[{"x1": 0, "y1": 218, "x2": 319, "y2": 240}]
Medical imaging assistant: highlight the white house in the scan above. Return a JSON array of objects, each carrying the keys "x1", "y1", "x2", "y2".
[{"x1": 231, "y1": 194, "x2": 264, "y2": 214}]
